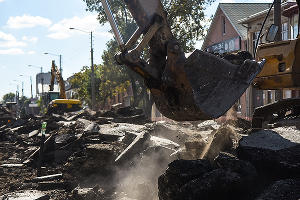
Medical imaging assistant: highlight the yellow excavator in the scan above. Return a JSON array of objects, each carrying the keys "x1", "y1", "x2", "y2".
[
  {"x1": 100, "y1": 0, "x2": 300, "y2": 128},
  {"x1": 46, "y1": 60, "x2": 82, "y2": 114}
]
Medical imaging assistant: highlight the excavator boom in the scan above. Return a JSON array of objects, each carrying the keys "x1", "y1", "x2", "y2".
[{"x1": 101, "y1": 0, "x2": 265, "y2": 121}]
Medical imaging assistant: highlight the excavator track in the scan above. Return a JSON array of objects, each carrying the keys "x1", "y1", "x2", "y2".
[{"x1": 252, "y1": 98, "x2": 300, "y2": 129}]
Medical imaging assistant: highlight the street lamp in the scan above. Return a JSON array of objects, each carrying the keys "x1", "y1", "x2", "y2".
[
  {"x1": 69, "y1": 27, "x2": 96, "y2": 110},
  {"x1": 19, "y1": 75, "x2": 33, "y2": 99},
  {"x1": 13, "y1": 79, "x2": 24, "y2": 97},
  {"x1": 28, "y1": 65, "x2": 43, "y2": 73},
  {"x1": 44, "y1": 52, "x2": 62, "y2": 75}
]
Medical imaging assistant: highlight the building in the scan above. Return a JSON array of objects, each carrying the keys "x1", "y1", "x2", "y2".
[
  {"x1": 36, "y1": 72, "x2": 59, "y2": 97},
  {"x1": 202, "y1": 3, "x2": 272, "y2": 119}
]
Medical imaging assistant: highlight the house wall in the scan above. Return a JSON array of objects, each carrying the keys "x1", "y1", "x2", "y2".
[{"x1": 205, "y1": 9, "x2": 243, "y2": 48}]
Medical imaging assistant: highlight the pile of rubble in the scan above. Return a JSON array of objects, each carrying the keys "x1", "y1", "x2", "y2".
[
  {"x1": 159, "y1": 124, "x2": 300, "y2": 200},
  {"x1": 0, "y1": 106, "x2": 299, "y2": 200},
  {"x1": 0, "y1": 107, "x2": 188, "y2": 199}
]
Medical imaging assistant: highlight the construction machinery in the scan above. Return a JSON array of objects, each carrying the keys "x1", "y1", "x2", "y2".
[
  {"x1": 46, "y1": 60, "x2": 82, "y2": 114},
  {"x1": 101, "y1": 0, "x2": 300, "y2": 126},
  {"x1": 0, "y1": 103, "x2": 16, "y2": 124}
]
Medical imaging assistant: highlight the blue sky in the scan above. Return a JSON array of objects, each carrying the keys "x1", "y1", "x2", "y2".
[{"x1": 0, "y1": 0, "x2": 271, "y2": 100}]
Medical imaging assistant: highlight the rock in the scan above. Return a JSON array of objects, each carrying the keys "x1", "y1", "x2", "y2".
[
  {"x1": 179, "y1": 169, "x2": 244, "y2": 200},
  {"x1": 55, "y1": 134, "x2": 76, "y2": 147},
  {"x1": 115, "y1": 131, "x2": 151, "y2": 164},
  {"x1": 37, "y1": 181, "x2": 72, "y2": 191},
  {"x1": 150, "y1": 136, "x2": 180, "y2": 150},
  {"x1": 159, "y1": 153, "x2": 258, "y2": 200},
  {"x1": 70, "y1": 186, "x2": 105, "y2": 200},
  {"x1": 29, "y1": 130, "x2": 39, "y2": 137},
  {"x1": 86, "y1": 143, "x2": 117, "y2": 166},
  {"x1": 32, "y1": 173, "x2": 63, "y2": 182},
  {"x1": 158, "y1": 159, "x2": 212, "y2": 200},
  {"x1": 151, "y1": 123, "x2": 189, "y2": 145},
  {"x1": 1, "y1": 163, "x2": 24, "y2": 168},
  {"x1": 116, "y1": 106, "x2": 143, "y2": 117},
  {"x1": 184, "y1": 134, "x2": 207, "y2": 160},
  {"x1": 214, "y1": 152, "x2": 257, "y2": 185},
  {"x1": 197, "y1": 120, "x2": 220, "y2": 131},
  {"x1": 0, "y1": 190, "x2": 50, "y2": 200},
  {"x1": 238, "y1": 129, "x2": 300, "y2": 179},
  {"x1": 204, "y1": 125, "x2": 241, "y2": 162},
  {"x1": 256, "y1": 179, "x2": 300, "y2": 200},
  {"x1": 83, "y1": 122, "x2": 100, "y2": 135}
]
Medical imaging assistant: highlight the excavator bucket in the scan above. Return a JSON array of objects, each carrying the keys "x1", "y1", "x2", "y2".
[
  {"x1": 102, "y1": 0, "x2": 265, "y2": 121},
  {"x1": 184, "y1": 50, "x2": 264, "y2": 119}
]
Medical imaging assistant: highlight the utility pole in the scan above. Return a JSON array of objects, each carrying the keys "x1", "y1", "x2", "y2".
[
  {"x1": 274, "y1": 0, "x2": 282, "y2": 42},
  {"x1": 41, "y1": 77, "x2": 44, "y2": 95},
  {"x1": 30, "y1": 76, "x2": 33, "y2": 99},
  {"x1": 69, "y1": 27, "x2": 96, "y2": 110},
  {"x1": 91, "y1": 31, "x2": 96, "y2": 110},
  {"x1": 59, "y1": 55, "x2": 62, "y2": 76},
  {"x1": 22, "y1": 82, "x2": 24, "y2": 97},
  {"x1": 274, "y1": 0, "x2": 283, "y2": 100}
]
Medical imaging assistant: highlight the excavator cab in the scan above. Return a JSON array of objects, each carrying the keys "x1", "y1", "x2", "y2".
[{"x1": 101, "y1": 0, "x2": 265, "y2": 121}]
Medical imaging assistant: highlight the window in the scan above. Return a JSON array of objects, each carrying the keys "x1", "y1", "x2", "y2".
[
  {"x1": 267, "y1": 90, "x2": 272, "y2": 104},
  {"x1": 222, "y1": 16, "x2": 226, "y2": 34},
  {"x1": 290, "y1": 14, "x2": 299, "y2": 39},
  {"x1": 282, "y1": 22, "x2": 288, "y2": 40}
]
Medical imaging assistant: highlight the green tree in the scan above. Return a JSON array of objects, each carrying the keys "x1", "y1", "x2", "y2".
[
  {"x1": 2, "y1": 92, "x2": 15, "y2": 103},
  {"x1": 70, "y1": 64, "x2": 130, "y2": 108},
  {"x1": 83, "y1": 0, "x2": 214, "y2": 51}
]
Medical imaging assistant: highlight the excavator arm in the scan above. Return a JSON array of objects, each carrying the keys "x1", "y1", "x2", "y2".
[
  {"x1": 50, "y1": 60, "x2": 66, "y2": 99},
  {"x1": 101, "y1": 0, "x2": 265, "y2": 121}
]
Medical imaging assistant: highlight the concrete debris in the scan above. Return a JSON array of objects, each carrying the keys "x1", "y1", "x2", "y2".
[
  {"x1": 238, "y1": 129, "x2": 300, "y2": 179},
  {"x1": 0, "y1": 106, "x2": 299, "y2": 200},
  {"x1": 255, "y1": 179, "x2": 300, "y2": 200},
  {"x1": 31, "y1": 174, "x2": 63, "y2": 183},
  {"x1": 115, "y1": 131, "x2": 151, "y2": 164}
]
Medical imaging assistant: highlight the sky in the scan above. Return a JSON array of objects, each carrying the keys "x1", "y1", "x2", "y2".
[{"x1": 0, "y1": 0, "x2": 272, "y2": 100}]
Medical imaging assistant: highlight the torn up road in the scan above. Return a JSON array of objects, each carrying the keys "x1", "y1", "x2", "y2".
[{"x1": 0, "y1": 107, "x2": 300, "y2": 200}]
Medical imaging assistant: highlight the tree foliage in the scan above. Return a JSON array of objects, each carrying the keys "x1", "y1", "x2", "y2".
[
  {"x1": 2, "y1": 92, "x2": 15, "y2": 103},
  {"x1": 83, "y1": 0, "x2": 214, "y2": 51},
  {"x1": 70, "y1": 63, "x2": 130, "y2": 108}
]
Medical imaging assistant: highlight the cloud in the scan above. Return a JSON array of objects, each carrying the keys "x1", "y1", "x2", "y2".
[
  {"x1": 0, "y1": 31, "x2": 27, "y2": 48},
  {"x1": 7, "y1": 15, "x2": 52, "y2": 29},
  {"x1": 27, "y1": 50, "x2": 36, "y2": 55},
  {"x1": 0, "y1": 31, "x2": 14, "y2": 41},
  {"x1": 47, "y1": 32, "x2": 70, "y2": 40},
  {"x1": 0, "y1": 0, "x2": 4, "y2": 2},
  {"x1": 0, "y1": 48, "x2": 24, "y2": 55},
  {"x1": 22, "y1": 36, "x2": 38, "y2": 43},
  {"x1": 47, "y1": 15, "x2": 112, "y2": 40}
]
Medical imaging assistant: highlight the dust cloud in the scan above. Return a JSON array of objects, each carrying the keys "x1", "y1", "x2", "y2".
[{"x1": 114, "y1": 145, "x2": 174, "y2": 200}]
